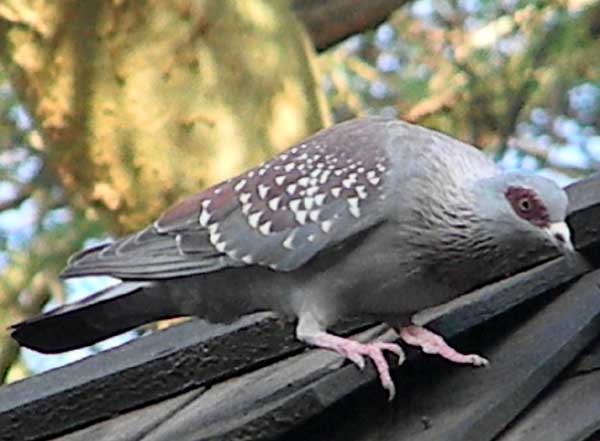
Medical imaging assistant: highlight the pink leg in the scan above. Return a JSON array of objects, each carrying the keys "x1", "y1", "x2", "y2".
[
  {"x1": 306, "y1": 332, "x2": 405, "y2": 400},
  {"x1": 400, "y1": 325, "x2": 489, "y2": 366}
]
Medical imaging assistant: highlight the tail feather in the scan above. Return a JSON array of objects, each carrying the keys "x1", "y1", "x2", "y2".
[{"x1": 11, "y1": 281, "x2": 182, "y2": 353}]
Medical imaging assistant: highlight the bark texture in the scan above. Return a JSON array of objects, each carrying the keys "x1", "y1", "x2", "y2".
[{"x1": 0, "y1": 0, "x2": 330, "y2": 232}]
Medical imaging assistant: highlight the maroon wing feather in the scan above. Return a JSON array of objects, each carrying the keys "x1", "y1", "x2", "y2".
[{"x1": 62, "y1": 118, "x2": 392, "y2": 279}]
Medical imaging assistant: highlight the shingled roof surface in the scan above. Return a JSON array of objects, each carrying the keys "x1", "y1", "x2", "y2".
[{"x1": 1, "y1": 174, "x2": 599, "y2": 441}]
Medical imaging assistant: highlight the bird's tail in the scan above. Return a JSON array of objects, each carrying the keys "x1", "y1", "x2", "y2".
[{"x1": 10, "y1": 281, "x2": 183, "y2": 353}]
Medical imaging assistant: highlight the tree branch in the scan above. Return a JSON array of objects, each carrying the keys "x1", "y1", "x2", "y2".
[
  {"x1": 293, "y1": 0, "x2": 410, "y2": 51},
  {"x1": 0, "y1": 184, "x2": 33, "y2": 212}
]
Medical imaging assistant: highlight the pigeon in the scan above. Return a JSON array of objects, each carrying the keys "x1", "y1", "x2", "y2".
[{"x1": 11, "y1": 117, "x2": 574, "y2": 399}]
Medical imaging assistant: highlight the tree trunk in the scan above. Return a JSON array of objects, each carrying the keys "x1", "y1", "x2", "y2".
[
  {"x1": 0, "y1": 0, "x2": 331, "y2": 233},
  {"x1": 0, "y1": 0, "x2": 331, "y2": 381}
]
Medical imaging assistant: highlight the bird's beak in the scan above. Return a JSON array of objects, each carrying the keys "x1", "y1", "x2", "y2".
[{"x1": 544, "y1": 221, "x2": 575, "y2": 254}]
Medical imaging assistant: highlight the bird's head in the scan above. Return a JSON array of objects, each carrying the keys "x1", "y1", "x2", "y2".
[{"x1": 472, "y1": 173, "x2": 574, "y2": 256}]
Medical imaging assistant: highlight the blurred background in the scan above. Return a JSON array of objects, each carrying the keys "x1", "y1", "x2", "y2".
[{"x1": 0, "y1": 0, "x2": 598, "y2": 383}]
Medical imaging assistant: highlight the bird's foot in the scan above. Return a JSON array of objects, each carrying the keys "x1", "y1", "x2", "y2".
[
  {"x1": 399, "y1": 325, "x2": 488, "y2": 366},
  {"x1": 308, "y1": 332, "x2": 405, "y2": 400}
]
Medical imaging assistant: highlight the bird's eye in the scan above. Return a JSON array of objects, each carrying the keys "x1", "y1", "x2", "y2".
[
  {"x1": 505, "y1": 186, "x2": 550, "y2": 227},
  {"x1": 518, "y1": 198, "x2": 532, "y2": 212}
]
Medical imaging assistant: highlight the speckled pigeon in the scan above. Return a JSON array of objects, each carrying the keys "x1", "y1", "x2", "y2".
[{"x1": 11, "y1": 117, "x2": 574, "y2": 399}]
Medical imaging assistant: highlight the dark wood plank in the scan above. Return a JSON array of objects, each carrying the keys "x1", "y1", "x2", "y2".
[
  {"x1": 48, "y1": 269, "x2": 600, "y2": 441},
  {"x1": 46, "y1": 325, "x2": 394, "y2": 441},
  {"x1": 70, "y1": 269, "x2": 600, "y2": 441},
  {"x1": 495, "y1": 370, "x2": 600, "y2": 441},
  {"x1": 571, "y1": 338, "x2": 600, "y2": 375},
  {"x1": 138, "y1": 326, "x2": 397, "y2": 441},
  {"x1": 414, "y1": 253, "x2": 592, "y2": 335},
  {"x1": 0, "y1": 314, "x2": 303, "y2": 441},
  {"x1": 1, "y1": 174, "x2": 599, "y2": 441},
  {"x1": 288, "y1": 270, "x2": 600, "y2": 441},
  {"x1": 17, "y1": 253, "x2": 589, "y2": 439},
  {"x1": 566, "y1": 173, "x2": 600, "y2": 265},
  {"x1": 58, "y1": 389, "x2": 204, "y2": 441}
]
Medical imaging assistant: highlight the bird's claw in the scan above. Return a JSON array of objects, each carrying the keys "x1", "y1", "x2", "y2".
[
  {"x1": 307, "y1": 332, "x2": 405, "y2": 400},
  {"x1": 400, "y1": 325, "x2": 488, "y2": 367},
  {"x1": 347, "y1": 352, "x2": 366, "y2": 370},
  {"x1": 467, "y1": 354, "x2": 489, "y2": 367},
  {"x1": 337, "y1": 340, "x2": 405, "y2": 400}
]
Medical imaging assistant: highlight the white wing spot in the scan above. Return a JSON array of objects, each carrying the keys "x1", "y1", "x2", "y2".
[
  {"x1": 295, "y1": 210, "x2": 308, "y2": 225},
  {"x1": 307, "y1": 234, "x2": 316, "y2": 242},
  {"x1": 275, "y1": 175, "x2": 286, "y2": 186},
  {"x1": 175, "y1": 234, "x2": 184, "y2": 256},
  {"x1": 342, "y1": 178, "x2": 354, "y2": 189},
  {"x1": 208, "y1": 223, "x2": 226, "y2": 253},
  {"x1": 241, "y1": 254, "x2": 254, "y2": 264},
  {"x1": 201, "y1": 199, "x2": 211, "y2": 208},
  {"x1": 368, "y1": 176, "x2": 381, "y2": 186},
  {"x1": 211, "y1": 232, "x2": 222, "y2": 244},
  {"x1": 259, "y1": 221, "x2": 272, "y2": 235},
  {"x1": 248, "y1": 211, "x2": 263, "y2": 228},
  {"x1": 315, "y1": 194, "x2": 326, "y2": 205},
  {"x1": 258, "y1": 184, "x2": 270, "y2": 199},
  {"x1": 239, "y1": 192, "x2": 252, "y2": 204},
  {"x1": 307, "y1": 186, "x2": 319, "y2": 196},
  {"x1": 356, "y1": 185, "x2": 368, "y2": 199},
  {"x1": 331, "y1": 187, "x2": 342, "y2": 198},
  {"x1": 321, "y1": 220, "x2": 333, "y2": 233},
  {"x1": 242, "y1": 203, "x2": 252, "y2": 215},
  {"x1": 268, "y1": 196, "x2": 281, "y2": 211},
  {"x1": 347, "y1": 197, "x2": 361, "y2": 218},
  {"x1": 234, "y1": 179, "x2": 247, "y2": 192},
  {"x1": 289, "y1": 199, "x2": 302, "y2": 212},
  {"x1": 304, "y1": 197, "x2": 315, "y2": 210},
  {"x1": 198, "y1": 209, "x2": 211, "y2": 226},
  {"x1": 309, "y1": 210, "x2": 320, "y2": 222},
  {"x1": 283, "y1": 232, "x2": 296, "y2": 250},
  {"x1": 286, "y1": 183, "x2": 298, "y2": 195},
  {"x1": 284, "y1": 162, "x2": 295, "y2": 172},
  {"x1": 298, "y1": 177, "x2": 310, "y2": 187},
  {"x1": 319, "y1": 171, "x2": 331, "y2": 184}
]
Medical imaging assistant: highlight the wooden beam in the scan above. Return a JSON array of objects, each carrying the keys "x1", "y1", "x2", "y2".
[
  {"x1": 48, "y1": 271, "x2": 600, "y2": 441},
  {"x1": 495, "y1": 370, "x2": 600, "y2": 441},
  {"x1": 1, "y1": 175, "x2": 599, "y2": 441}
]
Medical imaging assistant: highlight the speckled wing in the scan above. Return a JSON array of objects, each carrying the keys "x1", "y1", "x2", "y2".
[{"x1": 61, "y1": 119, "x2": 392, "y2": 279}]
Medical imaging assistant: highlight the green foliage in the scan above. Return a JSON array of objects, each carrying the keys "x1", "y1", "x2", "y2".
[{"x1": 322, "y1": 0, "x2": 600, "y2": 178}]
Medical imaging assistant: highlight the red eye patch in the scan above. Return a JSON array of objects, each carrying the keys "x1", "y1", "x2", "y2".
[{"x1": 505, "y1": 186, "x2": 550, "y2": 228}]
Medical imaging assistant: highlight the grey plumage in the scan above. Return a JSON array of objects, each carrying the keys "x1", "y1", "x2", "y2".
[{"x1": 12, "y1": 118, "x2": 573, "y2": 391}]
